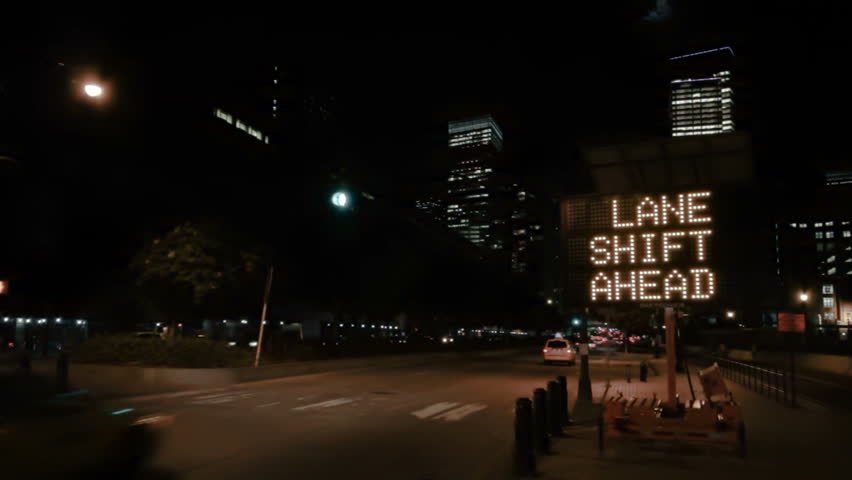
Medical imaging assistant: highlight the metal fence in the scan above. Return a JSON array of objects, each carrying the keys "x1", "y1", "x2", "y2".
[{"x1": 707, "y1": 356, "x2": 795, "y2": 407}]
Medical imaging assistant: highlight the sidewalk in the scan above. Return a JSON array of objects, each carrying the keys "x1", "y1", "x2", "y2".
[{"x1": 535, "y1": 357, "x2": 852, "y2": 479}]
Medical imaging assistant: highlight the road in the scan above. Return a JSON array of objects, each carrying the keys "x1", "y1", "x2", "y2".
[
  {"x1": 120, "y1": 351, "x2": 646, "y2": 480},
  {"x1": 111, "y1": 351, "x2": 852, "y2": 479}
]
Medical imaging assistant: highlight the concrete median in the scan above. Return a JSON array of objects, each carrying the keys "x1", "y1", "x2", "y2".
[{"x1": 27, "y1": 347, "x2": 531, "y2": 398}]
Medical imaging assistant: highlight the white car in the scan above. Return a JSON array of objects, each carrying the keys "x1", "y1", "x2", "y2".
[{"x1": 542, "y1": 339, "x2": 576, "y2": 365}]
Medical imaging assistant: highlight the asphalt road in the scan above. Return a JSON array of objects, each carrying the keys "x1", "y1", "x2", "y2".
[{"x1": 119, "y1": 352, "x2": 647, "y2": 480}]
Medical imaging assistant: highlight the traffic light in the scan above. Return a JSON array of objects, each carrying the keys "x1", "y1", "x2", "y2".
[{"x1": 331, "y1": 190, "x2": 350, "y2": 209}]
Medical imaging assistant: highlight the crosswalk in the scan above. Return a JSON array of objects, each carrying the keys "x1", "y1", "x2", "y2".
[
  {"x1": 422, "y1": 403, "x2": 488, "y2": 422},
  {"x1": 292, "y1": 397, "x2": 354, "y2": 411},
  {"x1": 179, "y1": 390, "x2": 489, "y2": 424}
]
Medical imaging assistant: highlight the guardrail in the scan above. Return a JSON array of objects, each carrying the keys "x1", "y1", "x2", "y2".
[{"x1": 705, "y1": 355, "x2": 794, "y2": 407}]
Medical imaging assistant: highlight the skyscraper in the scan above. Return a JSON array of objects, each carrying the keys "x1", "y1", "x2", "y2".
[
  {"x1": 669, "y1": 47, "x2": 735, "y2": 137},
  {"x1": 206, "y1": 59, "x2": 337, "y2": 158},
  {"x1": 445, "y1": 115, "x2": 504, "y2": 248}
]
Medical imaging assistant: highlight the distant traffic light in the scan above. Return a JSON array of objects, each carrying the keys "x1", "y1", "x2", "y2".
[{"x1": 331, "y1": 191, "x2": 350, "y2": 209}]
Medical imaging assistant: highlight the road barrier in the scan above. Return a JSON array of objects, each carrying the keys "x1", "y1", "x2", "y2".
[
  {"x1": 546, "y1": 381, "x2": 563, "y2": 437},
  {"x1": 532, "y1": 388, "x2": 550, "y2": 454},
  {"x1": 556, "y1": 375, "x2": 570, "y2": 425},
  {"x1": 513, "y1": 397, "x2": 535, "y2": 476},
  {"x1": 705, "y1": 355, "x2": 793, "y2": 407}
]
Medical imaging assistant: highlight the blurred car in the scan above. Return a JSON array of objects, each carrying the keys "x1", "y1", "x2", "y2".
[
  {"x1": 0, "y1": 375, "x2": 172, "y2": 477},
  {"x1": 542, "y1": 338, "x2": 576, "y2": 365}
]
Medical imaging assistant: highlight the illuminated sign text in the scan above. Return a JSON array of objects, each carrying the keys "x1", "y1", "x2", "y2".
[{"x1": 590, "y1": 191, "x2": 716, "y2": 302}]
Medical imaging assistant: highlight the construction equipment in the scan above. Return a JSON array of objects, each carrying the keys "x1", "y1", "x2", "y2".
[{"x1": 597, "y1": 307, "x2": 746, "y2": 457}]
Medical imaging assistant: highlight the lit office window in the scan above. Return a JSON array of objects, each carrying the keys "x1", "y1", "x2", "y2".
[
  {"x1": 214, "y1": 108, "x2": 234, "y2": 124},
  {"x1": 816, "y1": 232, "x2": 824, "y2": 239},
  {"x1": 823, "y1": 297, "x2": 835, "y2": 308},
  {"x1": 827, "y1": 232, "x2": 835, "y2": 239},
  {"x1": 823, "y1": 284, "x2": 834, "y2": 295}
]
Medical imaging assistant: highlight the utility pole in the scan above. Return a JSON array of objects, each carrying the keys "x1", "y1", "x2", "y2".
[{"x1": 254, "y1": 266, "x2": 275, "y2": 368}]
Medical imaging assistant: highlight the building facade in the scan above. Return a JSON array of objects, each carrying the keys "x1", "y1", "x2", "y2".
[
  {"x1": 414, "y1": 115, "x2": 556, "y2": 297},
  {"x1": 445, "y1": 115, "x2": 504, "y2": 248},
  {"x1": 669, "y1": 47, "x2": 736, "y2": 138},
  {"x1": 775, "y1": 219, "x2": 852, "y2": 335}
]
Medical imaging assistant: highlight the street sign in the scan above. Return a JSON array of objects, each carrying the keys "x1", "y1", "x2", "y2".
[
  {"x1": 0, "y1": 280, "x2": 7, "y2": 294},
  {"x1": 778, "y1": 312, "x2": 805, "y2": 333},
  {"x1": 563, "y1": 191, "x2": 718, "y2": 305}
]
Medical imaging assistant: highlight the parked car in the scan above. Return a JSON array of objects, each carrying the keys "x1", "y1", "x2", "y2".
[{"x1": 542, "y1": 338, "x2": 576, "y2": 365}]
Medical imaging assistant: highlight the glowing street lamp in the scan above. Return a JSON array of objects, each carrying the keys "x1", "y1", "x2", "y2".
[
  {"x1": 546, "y1": 298, "x2": 554, "y2": 305},
  {"x1": 725, "y1": 310, "x2": 735, "y2": 319},
  {"x1": 798, "y1": 292, "x2": 809, "y2": 303},
  {"x1": 83, "y1": 83, "x2": 104, "y2": 97}
]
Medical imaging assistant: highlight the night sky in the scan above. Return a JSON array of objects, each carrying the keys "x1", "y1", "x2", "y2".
[{"x1": 1, "y1": 5, "x2": 849, "y2": 313}]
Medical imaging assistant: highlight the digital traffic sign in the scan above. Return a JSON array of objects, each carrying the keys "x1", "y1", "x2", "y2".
[{"x1": 585, "y1": 191, "x2": 717, "y2": 303}]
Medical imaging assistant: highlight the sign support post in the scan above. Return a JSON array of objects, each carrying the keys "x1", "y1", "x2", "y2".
[{"x1": 665, "y1": 306, "x2": 677, "y2": 406}]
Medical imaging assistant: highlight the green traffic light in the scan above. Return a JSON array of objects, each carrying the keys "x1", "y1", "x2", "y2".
[{"x1": 331, "y1": 191, "x2": 349, "y2": 208}]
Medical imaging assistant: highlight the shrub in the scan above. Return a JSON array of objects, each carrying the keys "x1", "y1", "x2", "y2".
[{"x1": 72, "y1": 335, "x2": 253, "y2": 368}]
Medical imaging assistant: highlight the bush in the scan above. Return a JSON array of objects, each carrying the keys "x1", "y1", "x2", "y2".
[{"x1": 72, "y1": 335, "x2": 253, "y2": 368}]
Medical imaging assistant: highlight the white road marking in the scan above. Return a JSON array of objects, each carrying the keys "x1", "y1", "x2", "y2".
[
  {"x1": 190, "y1": 393, "x2": 255, "y2": 405},
  {"x1": 292, "y1": 398, "x2": 353, "y2": 411},
  {"x1": 193, "y1": 392, "x2": 236, "y2": 401},
  {"x1": 431, "y1": 403, "x2": 488, "y2": 422},
  {"x1": 256, "y1": 402, "x2": 281, "y2": 409},
  {"x1": 411, "y1": 402, "x2": 460, "y2": 419}
]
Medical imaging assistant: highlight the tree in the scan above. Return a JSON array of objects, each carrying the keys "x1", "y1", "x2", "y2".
[{"x1": 133, "y1": 221, "x2": 262, "y2": 329}]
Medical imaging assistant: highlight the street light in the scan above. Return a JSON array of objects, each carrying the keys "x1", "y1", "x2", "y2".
[
  {"x1": 726, "y1": 310, "x2": 735, "y2": 319},
  {"x1": 546, "y1": 298, "x2": 554, "y2": 305},
  {"x1": 83, "y1": 83, "x2": 104, "y2": 98},
  {"x1": 799, "y1": 292, "x2": 809, "y2": 303}
]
